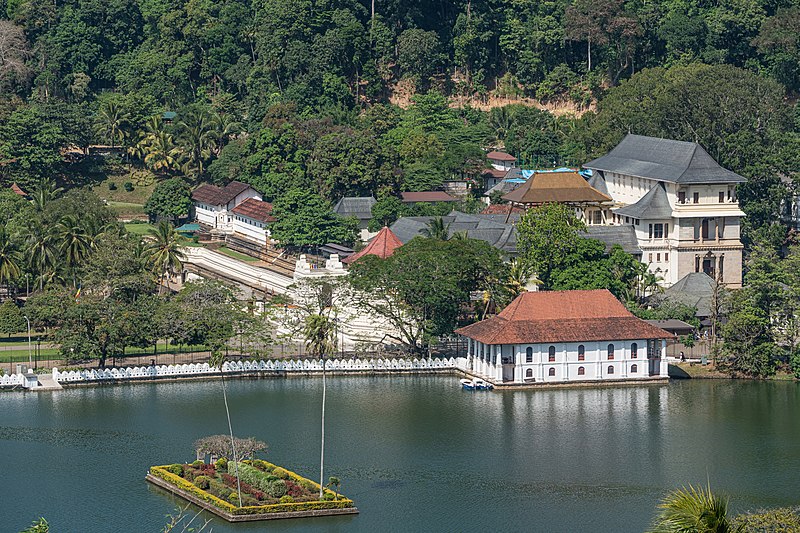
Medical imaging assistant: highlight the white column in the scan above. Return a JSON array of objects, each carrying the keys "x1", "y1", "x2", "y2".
[{"x1": 659, "y1": 339, "x2": 668, "y2": 377}]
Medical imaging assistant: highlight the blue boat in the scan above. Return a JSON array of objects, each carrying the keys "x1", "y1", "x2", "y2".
[{"x1": 460, "y1": 378, "x2": 493, "y2": 391}]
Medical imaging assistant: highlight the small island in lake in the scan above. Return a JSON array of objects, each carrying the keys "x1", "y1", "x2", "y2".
[{"x1": 146, "y1": 436, "x2": 357, "y2": 522}]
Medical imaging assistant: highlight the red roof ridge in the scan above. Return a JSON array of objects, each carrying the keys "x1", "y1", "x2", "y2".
[{"x1": 343, "y1": 226, "x2": 403, "y2": 264}]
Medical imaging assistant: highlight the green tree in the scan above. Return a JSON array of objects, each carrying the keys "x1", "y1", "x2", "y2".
[
  {"x1": 0, "y1": 299, "x2": 25, "y2": 336},
  {"x1": 349, "y1": 237, "x2": 504, "y2": 351},
  {"x1": 368, "y1": 194, "x2": 402, "y2": 231},
  {"x1": 145, "y1": 221, "x2": 185, "y2": 294},
  {"x1": 0, "y1": 224, "x2": 22, "y2": 297},
  {"x1": 269, "y1": 188, "x2": 358, "y2": 247},
  {"x1": 93, "y1": 98, "x2": 129, "y2": 147},
  {"x1": 396, "y1": 29, "x2": 443, "y2": 87},
  {"x1": 177, "y1": 106, "x2": 217, "y2": 176},
  {"x1": 517, "y1": 203, "x2": 586, "y2": 289},
  {"x1": 144, "y1": 178, "x2": 192, "y2": 221},
  {"x1": 421, "y1": 217, "x2": 451, "y2": 240},
  {"x1": 55, "y1": 215, "x2": 93, "y2": 287}
]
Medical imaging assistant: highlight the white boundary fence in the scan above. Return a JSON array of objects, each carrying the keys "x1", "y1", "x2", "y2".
[
  {"x1": 50, "y1": 357, "x2": 465, "y2": 385},
  {"x1": 0, "y1": 373, "x2": 26, "y2": 387}
]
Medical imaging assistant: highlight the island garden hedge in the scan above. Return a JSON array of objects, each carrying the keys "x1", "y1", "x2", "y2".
[{"x1": 147, "y1": 459, "x2": 356, "y2": 520}]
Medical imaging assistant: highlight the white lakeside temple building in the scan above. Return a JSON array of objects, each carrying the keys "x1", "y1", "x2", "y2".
[{"x1": 455, "y1": 289, "x2": 669, "y2": 385}]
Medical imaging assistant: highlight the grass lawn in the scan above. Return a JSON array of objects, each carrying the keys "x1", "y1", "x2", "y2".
[
  {"x1": 94, "y1": 166, "x2": 159, "y2": 205},
  {"x1": 108, "y1": 200, "x2": 145, "y2": 217},
  {"x1": 125, "y1": 222, "x2": 156, "y2": 235},
  {"x1": 217, "y1": 246, "x2": 258, "y2": 262},
  {"x1": 0, "y1": 343, "x2": 209, "y2": 363}
]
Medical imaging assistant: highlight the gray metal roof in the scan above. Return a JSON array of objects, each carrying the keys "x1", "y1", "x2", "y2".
[
  {"x1": 587, "y1": 172, "x2": 609, "y2": 195},
  {"x1": 483, "y1": 168, "x2": 526, "y2": 196},
  {"x1": 658, "y1": 272, "x2": 717, "y2": 317},
  {"x1": 389, "y1": 211, "x2": 517, "y2": 253},
  {"x1": 614, "y1": 183, "x2": 673, "y2": 220},
  {"x1": 333, "y1": 196, "x2": 376, "y2": 220},
  {"x1": 584, "y1": 134, "x2": 746, "y2": 185},
  {"x1": 581, "y1": 225, "x2": 641, "y2": 256}
]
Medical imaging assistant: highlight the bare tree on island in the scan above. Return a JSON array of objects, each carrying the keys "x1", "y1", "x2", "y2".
[{"x1": 209, "y1": 349, "x2": 243, "y2": 507}]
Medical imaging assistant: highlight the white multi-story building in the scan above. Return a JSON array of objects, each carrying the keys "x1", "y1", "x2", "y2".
[
  {"x1": 191, "y1": 181, "x2": 261, "y2": 230},
  {"x1": 230, "y1": 197, "x2": 274, "y2": 245},
  {"x1": 584, "y1": 135, "x2": 746, "y2": 287},
  {"x1": 455, "y1": 289, "x2": 669, "y2": 385}
]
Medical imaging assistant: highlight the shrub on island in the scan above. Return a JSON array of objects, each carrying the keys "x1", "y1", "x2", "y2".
[{"x1": 148, "y1": 459, "x2": 354, "y2": 517}]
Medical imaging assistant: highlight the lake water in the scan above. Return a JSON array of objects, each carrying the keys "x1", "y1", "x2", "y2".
[{"x1": 2, "y1": 376, "x2": 799, "y2": 532}]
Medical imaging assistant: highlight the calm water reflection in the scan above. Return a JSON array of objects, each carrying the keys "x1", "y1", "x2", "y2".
[{"x1": 2, "y1": 377, "x2": 799, "y2": 532}]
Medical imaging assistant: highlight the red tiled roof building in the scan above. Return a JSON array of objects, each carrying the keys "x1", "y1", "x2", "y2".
[
  {"x1": 343, "y1": 226, "x2": 402, "y2": 264},
  {"x1": 455, "y1": 289, "x2": 669, "y2": 385}
]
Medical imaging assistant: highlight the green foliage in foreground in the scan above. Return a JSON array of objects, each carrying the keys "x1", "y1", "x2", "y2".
[
  {"x1": 648, "y1": 484, "x2": 739, "y2": 532},
  {"x1": 650, "y1": 483, "x2": 800, "y2": 533}
]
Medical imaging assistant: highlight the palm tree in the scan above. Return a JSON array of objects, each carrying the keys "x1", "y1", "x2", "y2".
[
  {"x1": 177, "y1": 107, "x2": 217, "y2": 176},
  {"x1": 211, "y1": 111, "x2": 241, "y2": 156},
  {"x1": 649, "y1": 484, "x2": 742, "y2": 533},
  {"x1": 30, "y1": 179, "x2": 63, "y2": 212},
  {"x1": 26, "y1": 221, "x2": 59, "y2": 290},
  {"x1": 302, "y1": 313, "x2": 336, "y2": 500},
  {"x1": 145, "y1": 221, "x2": 185, "y2": 294},
  {"x1": 421, "y1": 217, "x2": 451, "y2": 240},
  {"x1": 0, "y1": 224, "x2": 21, "y2": 299},
  {"x1": 131, "y1": 116, "x2": 181, "y2": 174},
  {"x1": 55, "y1": 215, "x2": 93, "y2": 287},
  {"x1": 93, "y1": 100, "x2": 129, "y2": 148}
]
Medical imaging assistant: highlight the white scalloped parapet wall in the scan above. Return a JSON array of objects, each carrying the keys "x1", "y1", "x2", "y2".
[
  {"x1": 0, "y1": 373, "x2": 26, "y2": 387},
  {"x1": 50, "y1": 357, "x2": 466, "y2": 384}
]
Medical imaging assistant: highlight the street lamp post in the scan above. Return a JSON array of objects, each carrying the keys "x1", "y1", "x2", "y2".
[{"x1": 23, "y1": 315, "x2": 32, "y2": 367}]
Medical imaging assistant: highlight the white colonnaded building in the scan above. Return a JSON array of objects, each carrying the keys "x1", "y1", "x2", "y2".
[{"x1": 455, "y1": 289, "x2": 669, "y2": 385}]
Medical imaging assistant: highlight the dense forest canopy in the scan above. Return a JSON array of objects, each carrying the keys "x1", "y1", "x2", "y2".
[{"x1": 0, "y1": 0, "x2": 798, "y2": 249}]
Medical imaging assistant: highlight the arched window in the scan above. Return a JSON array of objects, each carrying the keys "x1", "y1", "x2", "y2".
[
  {"x1": 577, "y1": 366, "x2": 585, "y2": 376},
  {"x1": 607, "y1": 365, "x2": 615, "y2": 375},
  {"x1": 607, "y1": 343, "x2": 615, "y2": 360},
  {"x1": 526, "y1": 347, "x2": 533, "y2": 363},
  {"x1": 631, "y1": 343, "x2": 638, "y2": 359},
  {"x1": 577, "y1": 345, "x2": 585, "y2": 361},
  {"x1": 525, "y1": 368, "x2": 533, "y2": 378},
  {"x1": 631, "y1": 364, "x2": 638, "y2": 373},
  {"x1": 548, "y1": 346, "x2": 556, "y2": 362},
  {"x1": 548, "y1": 368, "x2": 556, "y2": 377}
]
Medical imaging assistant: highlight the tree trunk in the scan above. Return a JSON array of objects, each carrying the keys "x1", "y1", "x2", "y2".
[{"x1": 588, "y1": 38, "x2": 592, "y2": 72}]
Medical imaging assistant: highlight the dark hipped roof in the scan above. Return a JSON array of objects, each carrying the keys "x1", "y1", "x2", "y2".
[
  {"x1": 587, "y1": 172, "x2": 609, "y2": 196},
  {"x1": 333, "y1": 196, "x2": 377, "y2": 220},
  {"x1": 342, "y1": 226, "x2": 403, "y2": 264},
  {"x1": 581, "y1": 225, "x2": 641, "y2": 256},
  {"x1": 584, "y1": 134, "x2": 746, "y2": 185},
  {"x1": 456, "y1": 289, "x2": 669, "y2": 344},
  {"x1": 390, "y1": 211, "x2": 517, "y2": 253},
  {"x1": 644, "y1": 319, "x2": 695, "y2": 333},
  {"x1": 614, "y1": 183, "x2": 673, "y2": 219},
  {"x1": 401, "y1": 191, "x2": 459, "y2": 203},
  {"x1": 482, "y1": 167, "x2": 508, "y2": 179},
  {"x1": 192, "y1": 181, "x2": 253, "y2": 206},
  {"x1": 502, "y1": 171, "x2": 612, "y2": 205},
  {"x1": 656, "y1": 272, "x2": 717, "y2": 317},
  {"x1": 487, "y1": 151, "x2": 516, "y2": 161},
  {"x1": 231, "y1": 197, "x2": 275, "y2": 222}
]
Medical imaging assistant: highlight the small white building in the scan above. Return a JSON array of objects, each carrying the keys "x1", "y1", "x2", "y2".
[
  {"x1": 455, "y1": 289, "x2": 669, "y2": 385},
  {"x1": 230, "y1": 197, "x2": 275, "y2": 244},
  {"x1": 487, "y1": 151, "x2": 517, "y2": 171},
  {"x1": 192, "y1": 181, "x2": 261, "y2": 230}
]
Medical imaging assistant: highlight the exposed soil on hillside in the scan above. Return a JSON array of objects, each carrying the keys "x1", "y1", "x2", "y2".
[{"x1": 387, "y1": 78, "x2": 595, "y2": 117}]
